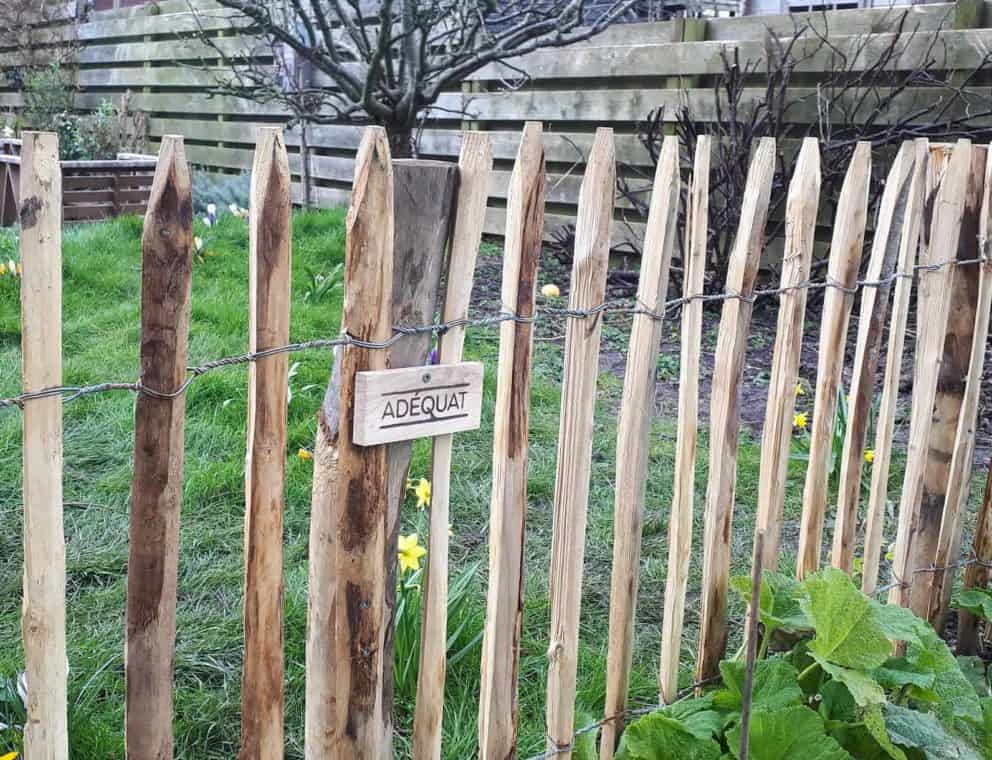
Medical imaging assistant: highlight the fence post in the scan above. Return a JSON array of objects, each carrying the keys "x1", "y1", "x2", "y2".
[
  {"x1": 20, "y1": 130, "x2": 69, "y2": 760},
  {"x1": 478, "y1": 122, "x2": 545, "y2": 760},
  {"x1": 831, "y1": 142, "x2": 917, "y2": 574},
  {"x1": 381, "y1": 157, "x2": 459, "y2": 750},
  {"x1": 927, "y1": 148, "x2": 992, "y2": 627},
  {"x1": 794, "y1": 142, "x2": 870, "y2": 579},
  {"x1": 889, "y1": 140, "x2": 971, "y2": 612},
  {"x1": 655, "y1": 136, "x2": 709, "y2": 712},
  {"x1": 695, "y1": 138, "x2": 775, "y2": 683},
  {"x1": 861, "y1": 140, "x2": 928, "y2": 596},
  {"x1": 413, "y1": 131, "x2": 493, "y2": 760},
  {"x1": 752, "y1": 138, "x2": 820, "y2": 571},
  {"x1": 125, "y1": 135, "x2": 194, "y2": 760},
  {"x1": 241, "y1": 126, "x2": 292, "y2": 760},
  {"x1": 599, "y1": 135, "x2": 679, "y2": 759},
  {"x1": 910, "y1": 145, "x2": 987, "y2": 617},
  {"x1": 545, "y1": 128, "x2": 614, "y2": 759},
  {"x1": 304, "y1": 125, "x2": 393, "y2": 759}
]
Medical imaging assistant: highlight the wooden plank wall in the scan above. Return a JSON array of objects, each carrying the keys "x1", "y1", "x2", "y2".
[{"x1": 2, "y1": 0, "x2": 990, "y2": 244}]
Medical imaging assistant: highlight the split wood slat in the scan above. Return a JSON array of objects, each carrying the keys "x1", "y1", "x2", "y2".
[
  {"x1": 957, "y1": 466, "x2": 992, "y2": 654},
  {"x1": 413, "y1": 132, "x2": 493, "y2": 760},
  {"x1": 927, "y1": 148, "x2": 992, "y2": 627},
  {"x1": 125, "y1": 135, "x2": 194, "y2": 760},
  {"x1": 304, "y1": 126, "x2": 394, "y2": 759},
  {"x1": 240, "y1": 127, "x2": 292, "y2": 760},
  {"x1": 753, "y1": 138, "x2": 821, "y2": 571},
  {"x1": 598, "y1": 134, "x2": 680, "y2": 758},
  {"x1": 545, "y1": 128, "x2": 615, "y2": 760},
  {"x1": 889, "y1": 139, "x2": 972, "y2": 612},
  {"x1": 861, "y1": 140, "x2": 928, "y2": 596},
  {"x1": 795, "y1": 141, "x2": 871, "y2": 579},
  {"x1": 655, "y1": 136, "x2": 707, "y2": 712},
  {"x1": 831, "y1": 142, "x2": 918, "y2": 574},
  {"x1": 381, "y1": 158, "x2": 459, "y2": 750},
  {"x1": 20, "y1": 130, "x2": 69, "y2": 760},
  {"x1": 478, "y1": 122, "x2": 545, "y2": 760},
  {"x1": 695, "y1": 137, "x2": 776, "y2": 683},
  {"x1": 909, "y1": 145, "x2": 987, "y2": 617}
]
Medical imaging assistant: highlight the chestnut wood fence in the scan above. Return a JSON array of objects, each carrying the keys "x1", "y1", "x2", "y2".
[
  {"x1": 9, "y1": 122, "x2": 992, "y2": 759},
  {"x1": 5, "y1": 0, "x2": 992, "y2": 248}
]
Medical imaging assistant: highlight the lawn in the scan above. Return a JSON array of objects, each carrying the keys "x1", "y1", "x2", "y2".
[{"x1": 0, "y1": 209, "x2": 983, "y2": 758}]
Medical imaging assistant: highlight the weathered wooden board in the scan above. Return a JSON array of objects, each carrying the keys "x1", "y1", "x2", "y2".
[{"x1": 353, "y1": 363, "x2": 484, "y2": 445}]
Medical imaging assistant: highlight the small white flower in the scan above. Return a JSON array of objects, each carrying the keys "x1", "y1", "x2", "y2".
[
  {"x1": 7, "y1": 259, "x2": 15, "y2": 274},
  {"x1": 202, "y1": 217, "x2": 212, "y2": 228},
  {"x1": 193, "y1": 236, "x2": 203, "y2": 252},
  {"x1": 207, "y1": 203, "x2": 217, "y2": 215},
  {"x1": 228, "y1": 202, "x2": 239, "y2": 215},
  {"x1": 1, "y1": 125, "x2": 12, "y2": 138}
]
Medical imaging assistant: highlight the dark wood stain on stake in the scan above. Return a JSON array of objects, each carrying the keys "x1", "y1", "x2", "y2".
[{"x1": 125, "y1": 135, "x2": 193, "y2": 760}]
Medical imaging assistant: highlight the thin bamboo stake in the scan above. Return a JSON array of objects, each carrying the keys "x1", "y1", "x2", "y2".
[
  {"x1": 413, "y1": 132, "x2": 493, "y2": 760},
  {"x1": 958, "y1": 466, "x2": 992, "y2": 654},
  {"x1": 19, "y1": 130, "x2": 68, "y2": 760},
  {"x1": 240, "y1": 127, "x2": 291, "y2": 760},
  {"x1": 795, "y1": 141, "x2": 871, "y2": 580},
  {"x1": 753, "y1": 138, "x2": 821, "y2": 571},
  {"x1": 861, "y1": 140, "x2": 928, "y2": 596},
  {"x1": 889, "y1": 139, "x2": 972, "y2": 611},
  {"x1": 478, "y1": 122, "x2": 545, "y2": 760},
  {"x1": 739, "y1": 531, "x2": 765, "y2": 760},
  {"x1": 601, "y1": 135, "x2": 681, "y2": 755},
  {"x1": 695, "y1": 137, "x2": 775, "y2": 683},
  {"x1": 654, "y1": 136, "x2": 708, "y2": 713},
  {"x1": 927, "y1": 148, "x2": 992, "y2": 627},
  {"x1": 545, "y1": 128, "x2": 615, "y2": 760},
  {"x1": 125, "y1": 135, "x2": 193, "y2": 760},
  {"x1": 832, "y1": 142, "x2": 917, "y2": 574},
  {"x1": 304, "y1": 126, "x2": 394, "y2": 759}
]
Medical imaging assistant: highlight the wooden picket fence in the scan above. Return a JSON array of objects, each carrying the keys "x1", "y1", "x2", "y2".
[{"x1": 12, "y1": 120, "x2": 992, "y2": 760}]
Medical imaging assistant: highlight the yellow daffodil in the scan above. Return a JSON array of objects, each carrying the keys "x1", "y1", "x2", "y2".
[
  {"x1": 793, "y1": 411, "x2": 808, "y2": 430},
  {"x1": 0, "y1": 752, "x2": 18, "y2": 760},
  {"x1": 398, "y1": 533, "x2": 426, "y2": 573},
  {"x1": 0, "y1": 263, "x2": 6, "y2": 276},
  {"x1": 414, "y1": 477, "x2": 431, "y2": 510},
  {"x1": 864, "y1": 449, "x2": 875, "y2": 464},
  {"x1": 795, "y1": 382, "x2": 805, "y2": 396},
  {"x1": 15, "y1": 262, "x2": 20, "y2": 275},
  {"x1": 540, "y1": 283, "x2": 560, "y2": 298},
  {"x1": 885, "y1": 541, "x2": 896, "y2": 562},
  {"x1": 297, "y1": 448, "x2": 312, "y2": 462}
]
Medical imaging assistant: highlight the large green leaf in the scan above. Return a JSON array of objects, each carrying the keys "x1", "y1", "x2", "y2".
[
  {"x1": 663, "y1": 696, "x2": 726, "y2": 742},
  {"x1": 863, "y1": 703, "x2": 907, "y2": 760},
  {"x1": 802, "y1": 568, "x2": 892, "y2": 670},
  {"x1": 812, "y1": 654, "x2": 886, "y2": 707},
  {"x1": 727, "y1": 706, "x2": 852, "y2": 760},
  {"x1": 870, "y1": 600, "x2": 930, "y2": 648},
  {"x1": 884, "y1": 703, "x2": 983, "y2": 760},
  {"x1": 873, "y1": 657, "x2": 937, "y2": 692},
  {"x1": 713, "y1": 658, "x2": 802, "y2": 712},
  {"x1": 954, "y1": 589, "x2": 992, "y2": 622},
  {"x1": 908, "y1": 628, "x2": 983, "y2": 731},
  {"x1": 730, "y1": 571, "x2": 811, "y2": 634},
  {"x1": 617, "y1": 712, "x2": 722, "y2": 760}
]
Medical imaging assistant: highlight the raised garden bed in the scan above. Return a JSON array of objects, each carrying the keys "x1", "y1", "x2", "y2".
[{"x1": 0, "y1": 138, "x2": 157, "y2": 226}]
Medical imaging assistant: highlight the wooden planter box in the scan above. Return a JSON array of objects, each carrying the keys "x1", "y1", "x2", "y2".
[{"x1": 0, "y1": 138, "x2": 157, "y2": 227}]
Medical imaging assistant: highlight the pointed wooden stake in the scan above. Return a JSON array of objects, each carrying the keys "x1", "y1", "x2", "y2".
[
  {"x1": 861, "y1": 140, "x2": 928, "y2": 596},
  {"x1": 413, "y1": 132, "x2": 493, "y2": 760},
  {"x1": 126, "y1": 135, "x2": 194, "y2": 760},
  {"x1": 240, "y1": 127, "x2": 291, "y2": 760},
  {"x1": 958, "y1": 466, "x2": 992, "y2": 654},
  {"x1": 832, "y1": 142, "x2": 917, "y2": 574},
  {"x1": 795, "y1": 141, "x2": 871, "y2": 580},
  {"x1": 545, "y1": 128, "x2": 615, "y2": 759},
  {"x1": 753, "y1": 138, "x2": 821, "y2": 571},
  {"x1": 656, "y1": 136, "x2": 706, "y2": 712},
  {"x1": 304, "y1": 126, "x2": 394, "y2": 759},
  {"x1": 696, "y1": 138, "x2": 775, "y2": 683},
  {"x1": 889, "y1": 139, "x2": 972, "y2": 611},
  {"x1": 20, "y1": 130, "x2": 69, "y2": 760}
]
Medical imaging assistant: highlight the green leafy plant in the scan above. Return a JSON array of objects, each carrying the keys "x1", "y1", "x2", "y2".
[
  {"x1": 0, "y1": 670, "x2": 26, "y2": 755},
  {"x1": 78, "y1": 95, "x2": 146, "y2": 160},
  {"x1": 191, "y1": 169, "x2": 251, "y2": 216},
  {"x1": 617, "y1": 568, "x2": 991, "y2": 760},
  {"x1": 955, "y1": 587, "x2": 992, "y2": 623},
  {"x1": 302, "y1": 264, "x2": 343, "y2": 303}
]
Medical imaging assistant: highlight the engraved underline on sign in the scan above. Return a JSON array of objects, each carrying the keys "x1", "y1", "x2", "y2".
[
  {"x1": 381, "y1": 381, "x2": 472, "y2": 397},
  {"x1": 380, "y1": 413, "x2": 470, "y2": 430}
]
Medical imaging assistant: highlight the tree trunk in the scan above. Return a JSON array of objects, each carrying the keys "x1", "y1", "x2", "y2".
[{"x1": 386, "y1": 123, "x2": 415, "y2": 159}]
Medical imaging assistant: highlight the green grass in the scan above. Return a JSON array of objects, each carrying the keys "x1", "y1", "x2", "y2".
[{"x1": 0, "y1": 211, "x2": 985, "y2": 758}]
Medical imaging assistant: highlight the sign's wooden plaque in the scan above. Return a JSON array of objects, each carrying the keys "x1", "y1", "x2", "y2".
[{"x1": 353, "y1": 361, "x2": 484, "y2": 445}]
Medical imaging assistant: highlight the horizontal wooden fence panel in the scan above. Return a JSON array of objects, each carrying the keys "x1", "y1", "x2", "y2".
[{"x1": 6, "y1": 0, "x2": 992, "y2": 241}]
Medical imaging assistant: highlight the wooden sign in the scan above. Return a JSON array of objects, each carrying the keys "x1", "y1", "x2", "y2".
[{"x1": 353, "y1": 361, "x2": 484, "y2": 446}]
